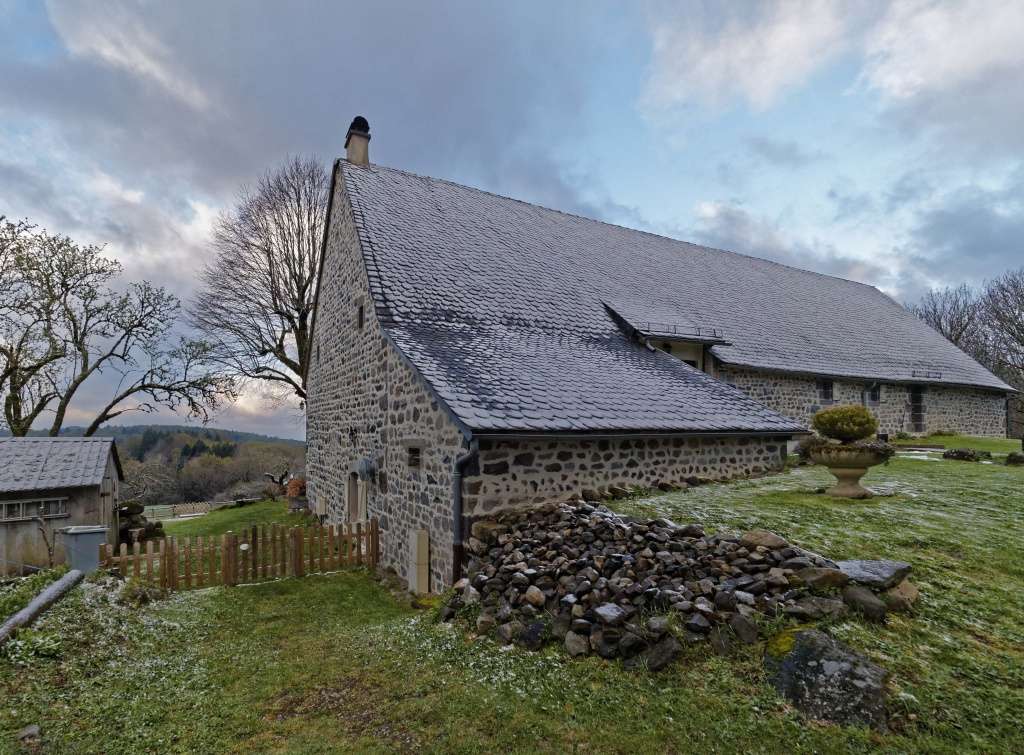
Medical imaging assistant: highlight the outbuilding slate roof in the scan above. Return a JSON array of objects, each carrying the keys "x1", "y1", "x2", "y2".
[
  {"x1": 0, "y1": 437, "x2": 122, "y2": 495},
  {"x1": 334, "y1": 161, "x2": 1009, "y2": 434}
]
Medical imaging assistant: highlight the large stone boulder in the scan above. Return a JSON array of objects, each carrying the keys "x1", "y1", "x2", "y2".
[
  {"x1": 836, "y1": 560, "x2": 912, "y2": 590},
  {"x1": 841, "y1": 585, "x2": 888, "y2": 622},
  {"x1": 766, "y1": 629, "x2": 889, "y2": 730},
  {"x1": 881, "y1": 579, "x2": 920, "y2": 612},
  {"x1": 740, "y1": 529, "x2": 788, "y2": 549}
]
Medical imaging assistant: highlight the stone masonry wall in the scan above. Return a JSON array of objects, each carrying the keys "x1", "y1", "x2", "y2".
[
  {"x1": 719, "y1": 367, "x2": 1007, "y2": 437},
  {"x1": 306, "y1": 168, "x2": 467, "y2": 592},
  {"x1": 464, "y1": 436, "x2": 785, "y2": 517}
]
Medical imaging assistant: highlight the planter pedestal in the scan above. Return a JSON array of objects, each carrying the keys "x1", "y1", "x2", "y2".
[
  {"x1": 809, "y1": 447, "x2": 886, "y2": 500},
  {"x1": 824, "y1": 465, "x2": 873, "y2": 499}
]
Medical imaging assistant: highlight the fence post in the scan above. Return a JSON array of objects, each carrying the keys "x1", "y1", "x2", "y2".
[
  {"x1": 293, "y1": 528, "x2": 304, "y2": 577},
  {"x1": 221, "y1": 532, "x2": 232, "y2": 587},
  {"x1": 371, "y1": 518, "x2": 379, "y2": 567},
  {"x1": 159, "y1": 539, "x2": 167, "y2": 590},
  {"x1": 169, "y1": 538, "x2": 179, "y2": 592},
  {"x1": 355, "y1": 522, "x2": 363, "y2": 566}
]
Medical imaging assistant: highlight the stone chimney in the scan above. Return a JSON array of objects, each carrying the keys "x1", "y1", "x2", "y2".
[{"x1": 345, "y1": 116, "x2": 370, "y2": 166}]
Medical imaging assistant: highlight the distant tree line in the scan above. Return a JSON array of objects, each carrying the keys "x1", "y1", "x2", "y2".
[
  {"x1": 909, "y1": 268, "x2": 1024, "y2": 437},
  {"x1": 118, "y1": 427, "x2": 304, "y2": 505}
]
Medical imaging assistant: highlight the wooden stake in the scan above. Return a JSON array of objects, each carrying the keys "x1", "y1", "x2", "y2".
[
  {"x1": 183, "y1": 538, "x2": 192, "y2": 589},
  {"x1": 293, "y1": 528, "x2": 304, "y2": 577}
]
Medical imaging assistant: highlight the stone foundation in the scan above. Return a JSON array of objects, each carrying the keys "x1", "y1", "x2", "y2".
[{"x1": 464, "y1": 435, "x2": 785, "y2": 516}]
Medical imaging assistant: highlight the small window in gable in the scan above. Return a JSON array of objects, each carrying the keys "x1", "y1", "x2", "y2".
[
  {"x1": 357, "y1": 304, "x2": 365, "y2": 330},
  {"x1": 407, "y1": 446, "x2": 422, "y2": 469},
  {"x1": 817, "y1": 378, "x2": 834, "y2": 403}
]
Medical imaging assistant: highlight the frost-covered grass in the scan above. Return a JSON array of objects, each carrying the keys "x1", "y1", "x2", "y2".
[{"x1": 1, "y1": 457, "x2": 1021, "y2": 753}]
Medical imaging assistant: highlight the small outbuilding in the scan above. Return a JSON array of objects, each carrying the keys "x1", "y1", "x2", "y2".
[{"x1": 0, "y1": 437, "x2": 122, "y2": 575}]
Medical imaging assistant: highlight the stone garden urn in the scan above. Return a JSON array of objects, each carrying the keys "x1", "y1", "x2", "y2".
[
  {"x1": 808, "y1": 444, "x2": 889, "y2": 499},
  {"x1": 807, "y1": 405, "x2": 893, "y2": 500}
]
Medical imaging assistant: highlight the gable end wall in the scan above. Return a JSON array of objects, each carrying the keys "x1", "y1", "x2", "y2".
[{"x1": 306, "y1": 169, "x2": 466, "y2": 591}]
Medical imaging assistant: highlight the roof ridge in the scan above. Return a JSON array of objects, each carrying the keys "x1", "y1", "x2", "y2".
[{"x1": 339, "y1": 159, "x2": 882, "y2": 291}]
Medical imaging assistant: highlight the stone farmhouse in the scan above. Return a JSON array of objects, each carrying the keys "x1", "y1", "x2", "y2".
[
  {"x1": 0, "y1": 437, "x2": 122, "y2": 575},
  {"x1": 306, "y1": 118, "x2": 1012, "y2": 592}
]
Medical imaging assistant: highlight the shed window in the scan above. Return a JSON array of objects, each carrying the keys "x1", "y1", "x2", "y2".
[
  {"x1": 866, "y1": 384, "x2": 881, "y2": 403},
  {"x1": 0, "y1": 498, "x2": 68, "y2": 522},
  {"x1": 817, "y1": 379, "x2": 834, "y2": 403},
  {"x1": 407, "y1": 447, "x2": 422, "y2": 468}
]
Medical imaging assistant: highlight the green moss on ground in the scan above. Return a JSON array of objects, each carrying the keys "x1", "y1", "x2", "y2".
[
  {"x1": 892, "y1": 432, "x2": 1022, "y2": 456},
  {"x1": 0, "y1": 567, "x2": 67, "y2": 622},
  {"x1": 1, "y1": 456, "x2": 1022, "y2": 753},
  {"x1": 161, "y1": 499, "x2": 311, "y2": 538}
]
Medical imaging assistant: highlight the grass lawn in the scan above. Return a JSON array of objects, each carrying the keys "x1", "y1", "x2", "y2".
[
  {"x1": 892, "y1": 432, "x2": 1022, "y2": 456},
  {"x1": 1, "y1": 456, "x2": 1022, "y2": 753},
  {"x1": 161, "y1": 499, "x2": 312, "y2": 538}
]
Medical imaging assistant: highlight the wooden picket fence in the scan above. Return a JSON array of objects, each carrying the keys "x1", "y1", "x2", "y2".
[{"x1": 100, "y1": 520, "x2": 379, "y2": 591}]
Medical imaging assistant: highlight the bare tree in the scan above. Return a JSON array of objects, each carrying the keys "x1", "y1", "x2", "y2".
[
  {"x1": 982, "y1": 269, "x2": 1024, "y2": 381},
  {"x1": 907, "y1": 284, "x2": 990, "y2": 361},
  {"x1": 190, "y1": 156, "x2": 329, "y2": 403},
  {"x1": 912, "y1": 273, "x2": 1024, "y2": 438},
  {"x1": 0, "y1": 221, "x2": 235, "y2": 436},
  {"x1": 0, "y1": 220, "x2": 66, "y2": 435}
]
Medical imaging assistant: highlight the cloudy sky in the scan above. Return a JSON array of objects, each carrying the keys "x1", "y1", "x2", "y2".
[{"x1": 2, "y1": 0, "x2": 1021, "y2": 439}]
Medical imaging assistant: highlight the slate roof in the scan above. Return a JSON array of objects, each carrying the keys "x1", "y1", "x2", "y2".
[
  {"x1": 334, "y1": 161, "x2": 1010, "y2": 435},
  {"x1": 0, "y1": 437, "x2": 122, "y2": 495}
]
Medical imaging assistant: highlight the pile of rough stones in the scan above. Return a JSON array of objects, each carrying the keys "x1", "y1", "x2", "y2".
[{"x1": 442, "y1": 502, "x2": 917, "y2": 672}]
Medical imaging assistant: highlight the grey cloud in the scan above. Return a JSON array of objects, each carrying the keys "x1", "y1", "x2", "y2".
[
  {"x1": 690, "y1": 201, "x2": 889, "y2": 286},
  {"x1": 3, "y1": 2, "x2": 618, "y2": 203},
  {"x1": 885, "y1": 170, "x2": 935, "y2": 213},
  {"x1": 901, "y1": 169, "x2": 1024, "y2": 286},
  {"x1": 747, "y1": 136, "x2": 826, "y2": 168},
  {"x1": 827, "y1": 181, "x2": 875, "y2": 222}
]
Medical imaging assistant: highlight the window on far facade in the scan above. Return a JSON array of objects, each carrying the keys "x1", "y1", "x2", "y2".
[
  {"x1": 407, "y1": 446, "x2": 422, "y2": 468},
  {"x1": 0, "y1": 498, "x2": 68, "y2": 522},
  {"x1": 817, "y1": 379, "x2": 834, "y2": 403}
]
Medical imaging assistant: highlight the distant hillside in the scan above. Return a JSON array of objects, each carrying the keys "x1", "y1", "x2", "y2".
[{"x1": 1, "y1": 424, "x2": 305, "y2": 446}]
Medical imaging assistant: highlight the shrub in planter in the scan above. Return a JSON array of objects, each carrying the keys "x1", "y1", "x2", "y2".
[
  {"x1": 812, "y1": 405, "x2": 878, "y2": 443},
  {"x1": 808, "y1": 405, "x2": 892, "y2": 499},
  {"x1": 795, "y1": 436, "x2": 830, "y2": 462}
]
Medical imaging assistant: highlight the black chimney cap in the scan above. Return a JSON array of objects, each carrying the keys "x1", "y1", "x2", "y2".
[{"x1": 346, "y1": 116, "x2": 370, "y2": 146}]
